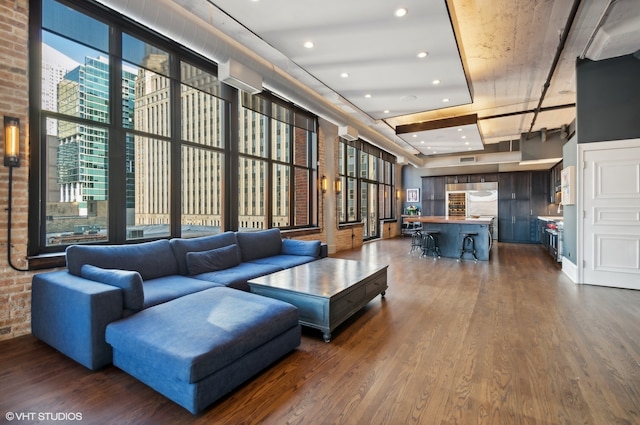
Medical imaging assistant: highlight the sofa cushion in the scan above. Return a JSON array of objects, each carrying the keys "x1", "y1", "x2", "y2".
[
  {"x1": 170, "y1": 232, "x2": 239, "y2": 276},
  {"x1": 105, "y1": 287, "x2": 300, "y2": 384},
  {"x1": 281, "y1": 239, "x2": 321, "y2": 257},
  {"x1": 235, "y1": 228, "x2": 282, "y2": 262},
  {"x1": 192, "y1": 262, "x2": 283, "y2": 291},
  {"x1": 142, "y1": 275, "x2": 223, "y2": 309},
  {"x1": 80, "y1": 264, "x2": 144, "y2": 312},
  {"x1": 66, "y1": 239, "x2": 178, "y2": 280},
  {"x1": 186, "y1": 244, "x2": 241, "y2": 276},
  {"x1": 249, "y1": 254, "x2": 317, "y2": 270}
]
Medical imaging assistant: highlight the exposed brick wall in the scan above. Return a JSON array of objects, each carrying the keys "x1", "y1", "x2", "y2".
[
  {"x1": 0, "y1": 0, "x2": 32, "y2": 340},
  {"x1": 335, "y1": 225, "x2": 363, "y2": 252}
]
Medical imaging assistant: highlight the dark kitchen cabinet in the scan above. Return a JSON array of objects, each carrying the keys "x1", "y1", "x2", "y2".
[
  {"x1": 550, "y1": 161, "x2": 563, "y2": 203},
  {"x1": 445, "y1": 175, "x2": 469, "y2": 185},
  {"x1": 530, "y1": 171, "x2": 550, "y2": 216},
  {"x1": 421, "y1": 176, "x2": 445, "y2": 216},
  {"x1": 529, "y1": 171, "x2": 550, "y2": 242},
  {"x1": 498, "y1": 172, "x2": 534, "y2": 242},
  {"x1": 468, "y1": 173, "x2": 498, "y2": 183}
]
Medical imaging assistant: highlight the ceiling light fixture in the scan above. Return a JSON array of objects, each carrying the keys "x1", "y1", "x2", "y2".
[
  {"x1": 417, "y1": 51, "x2": 428, "y2": 59},
  {"x1": 432, "y1": 79, "x2": 441, "y2": 85},
  {"x1": 442, "y1": 98, "x2": 449, "y2": 102},
  {"x1": 364, "y1": 94, "x2": 372, "y2": 98},
  {"x1": 340, "y1": 72, "x2": 349, "y2": 78},
  {"x1": 383, "y1": 109, "x2": 390, "y2": 114},
  {"x1": 395, "y1": 8, "x2": 407, "y2": 17},
  {"x1": 303, "y1": 41, "x2": 314, "y2": 49}
]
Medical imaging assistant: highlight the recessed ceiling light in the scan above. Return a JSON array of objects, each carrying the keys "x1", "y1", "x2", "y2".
[
  {"x1": 383, "y1": 109, "x2": 390, "y2": 114},
  {"x1": 364, "y1": 93, "x2": 372, "y2": 98},
  {"x1": 417, "y1": 51, "x2": 428, "y2": 59},
  {"x1": 461, "y1": 135, "x2": 467, "y2": 139},
  {"x1": 420, "y1": 141, "x2": 425, "y2": 144},
  {"x1": 340, "y1": 72, "x2": 349, "y2": 78},
  {"x1": 442, "y1": 98, "x2": 450, "y2": 102},
  {"x1": 427, "y1": 147, "x2": 431, "y2": 150},
  {"x1": 303, "y1": 41, "x2": 314, "y2": 49},
  {"x1": 412, "y1": 134, "x2": 417, "y2": 138},
  {"x1": 457, "y1": 128, "x2": 463, "y2": 131},
  {"x1": 465, "y1": 142, "x2": 469, "y2": 145},
  {"x1": 432, "y1": 79, "x2": 441, "y2": 85},
  {"x1": 395, "y1": 8, "x2": 407, "y2": 17}
]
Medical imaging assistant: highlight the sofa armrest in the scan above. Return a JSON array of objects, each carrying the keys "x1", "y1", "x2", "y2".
[{"x1": 31, "y1": 271, "x2": 124, "y2": 370}]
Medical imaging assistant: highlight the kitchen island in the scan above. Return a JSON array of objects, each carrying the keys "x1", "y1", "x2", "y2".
[{"x1": 404, "y1": 216, "x2": 494, "y2": 261}]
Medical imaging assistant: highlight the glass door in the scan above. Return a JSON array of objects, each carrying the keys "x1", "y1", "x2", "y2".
[{"x1": 361, "y1": 182, "x2": 378, "y2": 240}]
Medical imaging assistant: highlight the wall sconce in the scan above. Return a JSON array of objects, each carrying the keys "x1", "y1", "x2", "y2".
[
  {"x1": 321, "y1": 175, "x2": 328, "y2": 193},
  {"x1": 4, "y1": 116, "x2": 27, "y2": 271},
  {"x1": 396, "y1": 189, "x2": 401, "y2": 200},
  {"x1": 4, "y1": 116, "x2": 20, "y2": 167},
  {"x1": 335, "y1": 178, "x2": 342, "y2": 195}
]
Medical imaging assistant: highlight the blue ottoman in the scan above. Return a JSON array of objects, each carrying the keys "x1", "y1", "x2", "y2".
[{"x1": 105, "y1": 286, "x2": 300, "y2": 414}]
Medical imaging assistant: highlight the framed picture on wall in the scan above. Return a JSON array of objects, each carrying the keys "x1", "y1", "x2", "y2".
[{"x1": 406, "y1": 188, "x2": 420, "y2": 203}]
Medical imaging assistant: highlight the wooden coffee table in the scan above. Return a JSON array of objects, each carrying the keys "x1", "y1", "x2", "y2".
[{"x1": 248, "y1": 258, "x2": 388, "y2": 342}]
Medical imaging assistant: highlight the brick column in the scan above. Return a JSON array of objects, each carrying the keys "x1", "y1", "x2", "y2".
[{"x1": 0, "y1": 0, "x2": 33, "y2": 339}]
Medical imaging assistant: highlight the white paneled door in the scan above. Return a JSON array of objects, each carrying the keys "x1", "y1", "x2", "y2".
[{"x1": 580, "y1": 139, "x2": 640, "y2": 290}]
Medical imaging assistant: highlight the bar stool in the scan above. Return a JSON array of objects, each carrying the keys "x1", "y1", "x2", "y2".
[
  {"x1": 421, "y1": 231, "x2": 441, "y2": 259},
  {"x1": 458, "y1": 232, "x2": 478, "y2": 262},
  {"x1": 409, "y1": 230, "x2": 423, "y2": 253}
]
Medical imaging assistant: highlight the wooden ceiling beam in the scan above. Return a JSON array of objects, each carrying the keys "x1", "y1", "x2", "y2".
[{"x1": 396, "y1": 113, "x2": 477, "y2": 134}]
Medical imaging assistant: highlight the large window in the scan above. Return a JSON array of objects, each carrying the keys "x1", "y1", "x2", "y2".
[
  {"x1": 337, "y1": 139, "x2": 396, "y2": 240},
  {"x1": 31, "y1": 0, "x2": 317, "y2": 254},
  {"x1": 239, "y1": 93, "x2": 317, "y2": 231}
]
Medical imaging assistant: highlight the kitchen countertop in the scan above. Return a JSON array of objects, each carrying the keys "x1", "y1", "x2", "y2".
[
  {"x1": 538, "y1": 216, "x2": 563, "y2": 222},
  {"x1": 404, "y1": 215, "x2": 494, "y2": 225}
]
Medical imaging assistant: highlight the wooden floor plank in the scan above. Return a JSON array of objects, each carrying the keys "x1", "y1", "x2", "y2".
[{"x1": 1, "y1": 239, "x2": 640, "y2": 424}]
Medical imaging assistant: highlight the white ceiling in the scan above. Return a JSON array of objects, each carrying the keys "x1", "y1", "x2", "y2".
[{"x1": 172, "y1": 0, "x2": 640, "y2": 165}]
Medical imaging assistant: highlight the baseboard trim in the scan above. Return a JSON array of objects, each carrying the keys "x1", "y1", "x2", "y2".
[{"x1": 561, "y1": 257, "x2": 578, "y2": 283}]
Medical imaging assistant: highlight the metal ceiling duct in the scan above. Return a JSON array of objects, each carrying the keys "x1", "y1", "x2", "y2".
[{"x1": 95, "y1": 0, "x2": 422, "y2": 166}]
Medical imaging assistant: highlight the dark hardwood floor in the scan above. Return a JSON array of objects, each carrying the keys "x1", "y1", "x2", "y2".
[{"x1": 2, "y1": 239, "x2": 639, "y2": 425}]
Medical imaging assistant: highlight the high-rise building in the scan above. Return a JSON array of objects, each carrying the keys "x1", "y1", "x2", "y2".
[
  {"x1": 56, "y1": 56, "x2": 136, "y2": 216},
  {"x1": 134, "y1": 59, "x2": 226, "y2": 232},
  {"x1": 42, "y1": 44, "x2": 79, "y2": 136}
]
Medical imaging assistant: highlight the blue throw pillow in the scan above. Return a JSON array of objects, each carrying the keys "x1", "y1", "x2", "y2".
[
  {"x1": 281, "y1": 239, "x2": 321, "y2": 257},
  {"x1": 186, "y1": 244, "x2": 241, "y2": 275},
  {"x1": 235, "y1": 228, "x2": 282, "y2": 261},
  {"x1": 80, "y1": 264, "x2": 144, "y2": 312}
]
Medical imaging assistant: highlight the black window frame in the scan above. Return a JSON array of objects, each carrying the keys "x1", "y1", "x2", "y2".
[
  {"x1": 28, "y1": 0, "x2": 319, "y2": 256},
  {"x1": 337, "y1": 138, "x2": 397, "y2": 227}
]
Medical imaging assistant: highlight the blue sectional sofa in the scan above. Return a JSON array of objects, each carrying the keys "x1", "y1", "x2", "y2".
[{"x1": 31, "y1": 228, "x2": 325, "y2": 413}]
